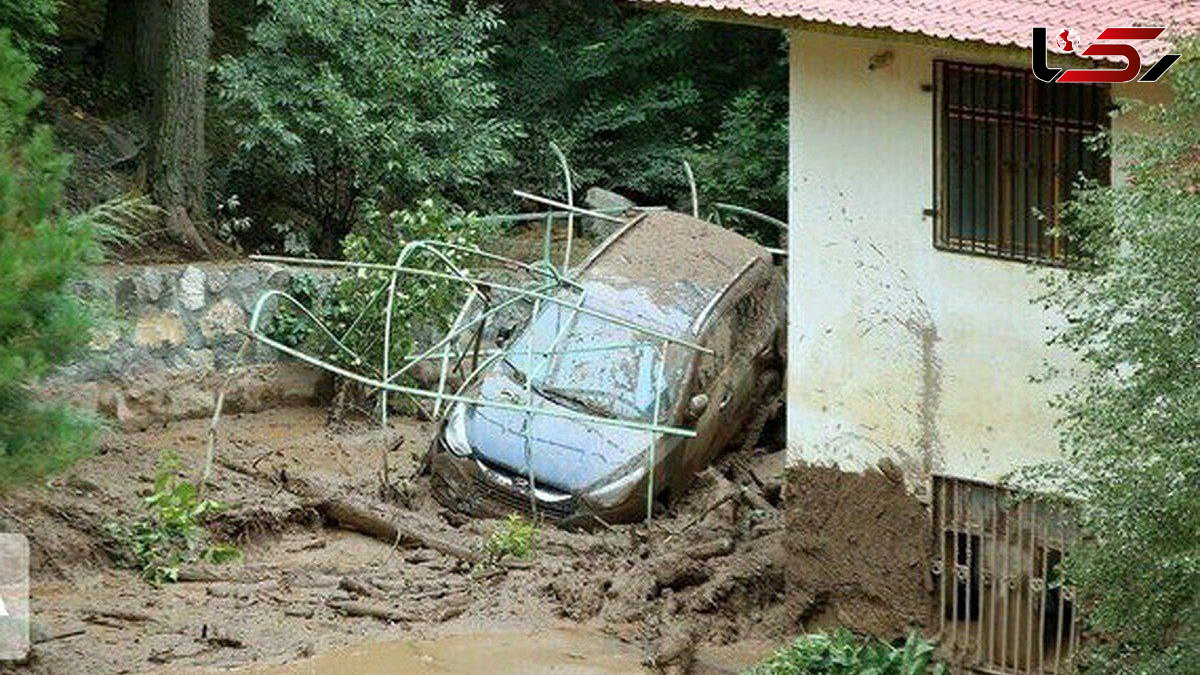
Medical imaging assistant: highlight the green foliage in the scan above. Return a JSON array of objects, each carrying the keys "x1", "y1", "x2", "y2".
[
  {"x1": 0, "y1": 0, "x2": 57, "y2": 61},
  {"x1": 692, "y1": 88, "x2": 788, "y2": 244},
  {"x1": 0, "y1": 30, "x2": 146, "y2": 485},
  {"x1": 493, "y1": 1, "x2": 787, "y2": 208},
  {"x1": 105, "y1": 452, "x2": 239, "y2": 585},
  {"x1": 214, "y1": 0, "x2": 516, "y2": 255},
  {"x1": 1031, "y1": 39, "x2": 1200, "y2": 675},
  {"x1": 268, "y1": 200, "x2": 499, "y2": 385},
  {"x1": 482, "y1": 513, "x2": 536, "y2": 561},
  {"x1": 746, "y1": 632, "x2": 947, "y2": 675}
]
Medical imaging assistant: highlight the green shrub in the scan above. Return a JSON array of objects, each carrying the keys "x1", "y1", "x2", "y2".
[
  {"x1": 267, "y1": 200, "x2": 499, "y2": 410},
  {"x1": 0, "y1": 29, "x2": 146, "y2": 485},
  {"x1": 482, "y1": 513, "x2": 536, "y2": 562},
  {"x1": 1031, "y1": 39, "x2": 1200, "y2": 674},
  {"x1": 746, "y1": 631, "x2": 947, "y2": 675},
  {"x1": 692, "y1": 88, "x2": 788, "y2": 245},
  {"x1": 493, "y1": 1, "x2": 787, "y2": 209},
  {"x1": 105, "y1": 452, "x2": 239, "y2": 585},
  {"x1": 214, "y1": 0, "x2": 516, "y2": 255},
  {"x1": 0, "y1": 0, "x2": 57, "y2": 61}
]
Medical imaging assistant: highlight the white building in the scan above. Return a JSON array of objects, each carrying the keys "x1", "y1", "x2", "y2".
[{"x1": 637, "y1": 1, "x2": 1193, "y2": 671}]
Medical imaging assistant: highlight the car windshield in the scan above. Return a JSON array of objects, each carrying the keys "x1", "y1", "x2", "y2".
[{"x1": 504, "y1": 294, "x2": 686, "y2": 421}]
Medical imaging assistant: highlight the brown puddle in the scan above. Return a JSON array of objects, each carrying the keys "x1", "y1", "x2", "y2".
[{"x1": 160, "y1": 628, "x2": 653, "y2": 675}]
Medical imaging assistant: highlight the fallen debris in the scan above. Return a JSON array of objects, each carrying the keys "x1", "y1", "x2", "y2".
[
  {"x1": 326, "y1": 599, "x2": 408, "y2": 624},
  {"x1": 221, "y1": 459, "x2": 488, "y2": 565},
  {"x1": 82, "y1": 608, "x2": 153, "y2": 624},
  {"x1": 31, "y1": 626, "x2": 87, "y2": 645},
  {"x1": 9, "y1": 406, "x2": 792, "y2": 675}
]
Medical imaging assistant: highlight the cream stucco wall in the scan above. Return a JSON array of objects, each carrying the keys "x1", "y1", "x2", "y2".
[{"x1": 784, "y1": 30, "x2": 1158, "y2": 496}]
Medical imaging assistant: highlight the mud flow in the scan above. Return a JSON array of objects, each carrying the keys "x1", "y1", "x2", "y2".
[
  {"x1": 164, "y1": 628, "x2": 649, "y2": 675},
  {"x1": 1, "y1": 406, "x2": 794, "y2": 675}
]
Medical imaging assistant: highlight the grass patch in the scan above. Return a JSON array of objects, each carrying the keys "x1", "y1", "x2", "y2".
[
  {"x1": 105, "y1": 452, "x2": 239, "y2": 584},
  {"x1": 482, "y1": 513, "x2": 537, "y2": 562},
  {"x1": 746, "y1": 631, "x2": 947, "y2": 675}
]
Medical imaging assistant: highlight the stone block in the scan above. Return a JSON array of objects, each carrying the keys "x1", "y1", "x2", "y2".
[
  {"x1": 199, "y1": 299, "x2": 246, "y2": 339},
  {"x1": 133, "y1": 311, "x2": 186, "y2": 347},
  {"x1": 179, "y1": 265, "x2": 206, "y2": 311}
]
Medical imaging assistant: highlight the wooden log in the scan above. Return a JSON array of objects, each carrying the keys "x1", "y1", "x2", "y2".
[
  {"x1": 217, "y1": 458, "x2": 486, "y2": 566},
  {"x1": 327, "y1": 599, "x2": 408, "y2": 624},
  {"x1": 310, "y1": 489, "x2": 484, "y2": 565},
  {"x1": 338, "y1": 576, "x2": 380, "y2": 598}
]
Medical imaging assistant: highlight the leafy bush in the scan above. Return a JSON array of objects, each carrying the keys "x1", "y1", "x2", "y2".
[
  {"x1": 0, "y1": 0, "x2": 57, "y2": 61},
  {"x1": 746, "y1": 631, "x2": 947, "y2": 675},
  {"x1": 493, "y1": 1, "x2": 787, "y2": 208},
  {"x1": 214, "y1": 0, "x2": 516, "y2": 255},
  {"x1": 1032, "y1": 39, "x2": 1200, "y2": 675},
  {"x1": 692, "y1": 88, "x2": 788, "y2": 245},
  {"x1": 482, "y1": 513, "x2": 536, "y2": 562},
  {"x1": 105, "y1": 452, "x2": 238, "y2": 585},
  {"x1": 267, "y1": 200, "x2": 499, "y2": 412},
  {"x1": 0, "y1": 30, "x2": 146, "y2": 485}
]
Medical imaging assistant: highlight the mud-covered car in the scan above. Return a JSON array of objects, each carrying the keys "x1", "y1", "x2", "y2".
[{"x1": 430, "y1": 211, "x2": 784, "y2": 525}]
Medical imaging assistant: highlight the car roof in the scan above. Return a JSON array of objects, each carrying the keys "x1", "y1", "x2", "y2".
[{"x1": 575, "y1": 211, "x2": 769, "y2": 332}]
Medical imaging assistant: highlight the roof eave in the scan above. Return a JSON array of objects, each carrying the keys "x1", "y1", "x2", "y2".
[
  {"x1": 632, "y1": 2, "x2": 1111, "y2": 68},
  {"x1": 630, "y1": 2, "x2": 792, "y2": 29}
]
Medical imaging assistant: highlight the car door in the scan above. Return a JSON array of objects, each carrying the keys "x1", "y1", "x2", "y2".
[{"x1": 671, "y1": 262, "x2": 776, "y2": 490}]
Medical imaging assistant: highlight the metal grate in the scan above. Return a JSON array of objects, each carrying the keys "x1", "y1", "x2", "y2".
[
  {"x1": 470, "y1": 470, "x2": 576, "y2": 521},
  {"x1": 933, "y1": 476, "x2": 1080, "y2": 674},
  {"x1": 933, "y1": 61, "x2": 1110, "y2": 264}
]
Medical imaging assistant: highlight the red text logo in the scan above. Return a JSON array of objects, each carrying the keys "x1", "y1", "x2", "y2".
[{"x1": 1032, "y1": 27, "x2": 1180, "y2": 83}]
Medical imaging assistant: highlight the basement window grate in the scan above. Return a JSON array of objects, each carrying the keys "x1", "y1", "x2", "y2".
[
  {"x1": 932, "y1": 476, "x2": 1080, "y2": 674},
  {"x1": 932, "y1": 61, "x2": 1110, "y2": 264}
]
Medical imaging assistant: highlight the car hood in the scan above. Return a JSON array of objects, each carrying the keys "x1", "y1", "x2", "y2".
[{"x1": 459, "y1": 367, "x2": 657, "y2": 494}]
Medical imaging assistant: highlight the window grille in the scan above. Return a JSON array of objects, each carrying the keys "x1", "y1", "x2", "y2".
[
  {"x1": 933, "y1": 476, "x2": 1080, "y2": 674},
  {"x1": 933, "y1": 61, "x2": 1110, "y2": 264}
]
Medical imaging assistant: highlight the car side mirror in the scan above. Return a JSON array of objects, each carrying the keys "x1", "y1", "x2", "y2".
[{"x1": 688, "y1": 393, "x2": 709, "y2": 418}]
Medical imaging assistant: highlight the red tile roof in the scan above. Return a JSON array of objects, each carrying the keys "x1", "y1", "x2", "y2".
[{"x1": 637, "y1": 1, "x2": 1198, "y2": 60}]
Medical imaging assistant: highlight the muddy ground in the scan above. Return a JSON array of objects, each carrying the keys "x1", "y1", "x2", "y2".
[{"x1": 0, "y1": 405, "x2": 799, "y2": 674}]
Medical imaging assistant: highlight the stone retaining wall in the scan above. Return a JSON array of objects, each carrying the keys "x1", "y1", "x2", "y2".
[{"x1": 45, "y1": 262, "x2": 328, "y2": 430}]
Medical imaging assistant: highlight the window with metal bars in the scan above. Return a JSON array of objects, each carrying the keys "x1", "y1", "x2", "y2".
[
  {"x1": 933, "y1": 61, "x2": 1110, "y2": 264},
  {"x1": 933, "y1": 476, "x2": 1080, "y2": 674}
]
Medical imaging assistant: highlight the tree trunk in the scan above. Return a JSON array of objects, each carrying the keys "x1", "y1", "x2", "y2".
[
  {"x1": 146, "y1": 0, "x2": 210, "y2": 254},
  {"x1": 102, "y1": 0, "x2": 138, "y2": 91},
  {"x1": 133, "y1": 0, "x2": 164, "y2": 95}
]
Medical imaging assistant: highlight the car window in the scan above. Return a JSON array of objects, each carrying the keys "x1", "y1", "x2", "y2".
[{"x1": 505, "y1": 300, "x2": 686, "y2": 421}]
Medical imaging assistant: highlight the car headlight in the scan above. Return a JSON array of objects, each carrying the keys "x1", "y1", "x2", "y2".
[{"x1": 442, "y1": 404, "x2": 473, "y2": 457}]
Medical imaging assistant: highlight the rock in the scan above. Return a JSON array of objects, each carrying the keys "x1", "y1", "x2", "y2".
[
  {"x1": 136, "y1": 269, "x2": 165, "y2": 303},
  {"x1": 200, "y1": 299, "x2": 246, "y2": 339},
  {"x1": 265, "y1": 265, "x2": 291, "y2": 289},
  {"x1": 582, "y1": 188, "x2": 637, "y2": 238},
  {"x1": 181, "y1": 348, "x2": 214, "y2": 368},
  {"x1": 113, "y1": 277, "x2": 138, "y2": 311},
  {"x1": 584, "y1": 187, "x2": 635, "y2": 213},
  {"x1": 206, "y1": 270, "x2": 228, "y2": 293},
  {"x1": 88, "y1": 324, "x2": 122, "y2": 351},
  {"x1": 229, "y1": 267, "x2": 261, "y2": 290},
  {"x1": 179, "y1": 266, "x2": 206, "y2": 311},
  {"x1": 134, "y1": 311, "x2": 186, "y2": 347}
]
